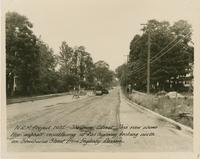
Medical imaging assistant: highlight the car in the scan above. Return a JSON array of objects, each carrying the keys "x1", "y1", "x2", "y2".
[
  {"x1": 95, "y1": 90, "x2": 103, "y2": 95},
  {"x1": 102, "y1": 88, "x2": 109, "y2": 94},
  {"x1": 95, "y1": 85, "x2": 103, "y2": 96}
]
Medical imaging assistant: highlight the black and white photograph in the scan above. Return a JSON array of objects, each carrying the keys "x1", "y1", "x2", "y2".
[{"x1": 1, "y1": 0, "x2": 200, "y2": 158}]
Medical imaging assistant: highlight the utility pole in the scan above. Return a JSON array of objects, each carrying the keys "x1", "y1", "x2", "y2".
[
  {"x1": 141, "y1": 23, "x2": 151, "y2": 94},
  {"x1": 124, "y1": 54, "x2": 129, "y2": 94},
  {"x1": 147, "y1": 30, "x2": 151, "y2": 94}
]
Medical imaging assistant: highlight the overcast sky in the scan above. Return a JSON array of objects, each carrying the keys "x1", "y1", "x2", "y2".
[{"x1": 5, "y1": 0, "x2": 197, "y2": 70}]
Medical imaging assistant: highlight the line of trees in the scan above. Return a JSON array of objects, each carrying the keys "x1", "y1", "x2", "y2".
[
  {"x1": 6, "y1": 12, "x2": 116, "y2": 97},
  {"x1": 116, "y1": 19, "x2": 194, "y2": 93}
]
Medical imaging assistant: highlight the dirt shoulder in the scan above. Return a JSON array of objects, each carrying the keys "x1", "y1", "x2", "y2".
[
  {"x1": 125, "y1": 91, "x2": 193, "y2": 128},
  {"x1": 7, "y1": 92, "x2": 72, "y2": 105},
  {"x1": 7, "y1": 90, "x2": 95, "y2": 105}
]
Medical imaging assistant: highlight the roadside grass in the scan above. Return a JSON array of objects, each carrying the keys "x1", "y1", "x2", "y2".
[{"x1": 127, "y1": 92, "x2": 193, "y2": 128}]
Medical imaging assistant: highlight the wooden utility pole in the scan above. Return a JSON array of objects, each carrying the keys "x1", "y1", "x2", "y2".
[
  {"x1": 147, "y1": 30, "x2": 151, "y2": 94},
  {"x1": 124, "y1": 54, "x2": 129, "y2": 93},
  {"x1": 141, "y1": 23, "x2": 151, "y2": 94}
]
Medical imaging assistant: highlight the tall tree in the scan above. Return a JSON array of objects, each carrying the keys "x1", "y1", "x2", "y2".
[
  {"x1": 58, "y1": 43, "x2": 95, "y2": 89},
  {"x1": 36, "y1": 38, "x2": 58, "y2": 94},
  {"x1": 6, "y1": 12, "x2": 40, "y2": 96},
  {"x1": 58, "y1": 41, "x2": 74, "y2": 75},
  {"x1": 128, "y1": 19, "x2": 193, "y2": 92},
  {"x1": 94, "y1": 60, "x2": 114, "y2": 88},
  {"x1": 115, "y1": 63, "x2": 128, "y2": 87}
]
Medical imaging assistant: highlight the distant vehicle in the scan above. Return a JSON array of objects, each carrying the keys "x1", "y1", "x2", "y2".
[
  {"x1": 102, "y1": 88, "x2": 109, "y2": 94},
  {"x1": 95, "y1": 85, "x2": 103, "y2": 96},
  {"x1": 95, "y1": 90, "x2": 103, "y2": 96}
]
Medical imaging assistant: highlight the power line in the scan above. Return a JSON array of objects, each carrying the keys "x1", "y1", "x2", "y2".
[
  {"x1": 150, "y1": 37, "x2": 180, "y2": 61},
  {"x1": 132, "y1": 39, "x2": 183, "y2": 74},
  {"x1": 131, "y1": 32, "x2": 190, "y2": 74},
  {"x1": 130, "y1": 28, "x2": 190, "y2": 73},
  {"x1": 132, "y1": 64, "x2": 146, "y2": 73},
  {"x1": 132, "y1": 38, "x2": 180, "y2": 73},
  {"x1": 129, "y1": 28, "x2": 191, "y2": 93},
  {"x1": 150, "y1": 33, "x2": 190, "y2": 64},
  {"x1": 146, "y1": 28, "x2": 190, "y2": 62}
]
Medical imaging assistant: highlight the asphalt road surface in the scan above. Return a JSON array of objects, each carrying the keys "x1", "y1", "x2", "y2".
[{"x1": 7, "y1": 88, "x2": 193, "y2": 152}]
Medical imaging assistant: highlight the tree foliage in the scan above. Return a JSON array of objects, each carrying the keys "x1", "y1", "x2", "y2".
[
  {"x1": 6, "y1": 12, "x2": 117, "y2": 97},
  {"x1": 57, "y1": 43, "x2": 96, "y2": 90},
  {"x1": 35, "y1": 39, "x2": 58, "y2": 94},
  {"x1": 6, "y1": 12, "x2": 40, "y2": 96},
  {"x1": 94, "y1": 61, "x2": 115, "y2": 88},
  {"x1": 117, "y1": 19, "x2": 193, "y2": 92}
]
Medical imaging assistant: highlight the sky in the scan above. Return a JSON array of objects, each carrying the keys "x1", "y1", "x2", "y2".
[{"x1": 5, "y1": 0, "x2": 197, "y2": 70}]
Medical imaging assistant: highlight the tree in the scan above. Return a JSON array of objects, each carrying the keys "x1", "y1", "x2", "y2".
[
  {"x1": 74, "y1": 46, "x2": 94, "y2": 86},
  {"x1": 6, "y1": 12, "x2": 40, "y2": 96},
  {"x1": 35, "y1": 38, "x2": 58, "y2": 94},
  {"x1": 6, "y1": 11, "x2": 116, "y2": 96},
  {"x1": 78, "y1": 49, "x2": 95, "y2": 89},
  {"x1": 57, "y1": 42, "x2": 76, "y2": 91},
  {"x1": 115, "y1": 63, "x2": 127, "y2": 87},
  {"x1": 94, "y1": 60, "x2": 109, "y2": 69},
  {"x1": 94, "y1": 60, "x2": 114, "y2": 88},
  {"x1": 128, "y1": 19, "x2": 193, "y2": 92},
  {"x1": 58, "y1": 43, "x2": 95, "y2": 90},
  {"x1": 58, "y1": 41, "x2": 74, "y2": 75}
]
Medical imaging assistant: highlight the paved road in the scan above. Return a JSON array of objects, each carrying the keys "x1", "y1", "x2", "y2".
[{"x1": 7, "y1": 88, "x2": 192, "y2": 152}]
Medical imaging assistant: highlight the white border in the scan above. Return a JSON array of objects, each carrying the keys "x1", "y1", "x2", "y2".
[{"x1": 1, "y1": 0, "x2": 200, "y2": 158}]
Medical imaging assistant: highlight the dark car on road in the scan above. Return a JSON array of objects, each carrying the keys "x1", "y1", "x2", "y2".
[
  {"x1": 102, "y1": 88, "x2": 109, "y2": 94},
  {"x1": 95, "y1": 85, "x2": 103, "y2": 96}
]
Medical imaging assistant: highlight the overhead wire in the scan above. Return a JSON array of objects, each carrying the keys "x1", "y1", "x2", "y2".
[{"x1": 130, "y1": 32, "x2": 190, "y2": 74}]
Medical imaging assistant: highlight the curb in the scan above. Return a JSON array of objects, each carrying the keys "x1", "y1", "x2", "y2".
[{"x1": 120, "y1": 90, "x2": 193, "y2": 135}]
